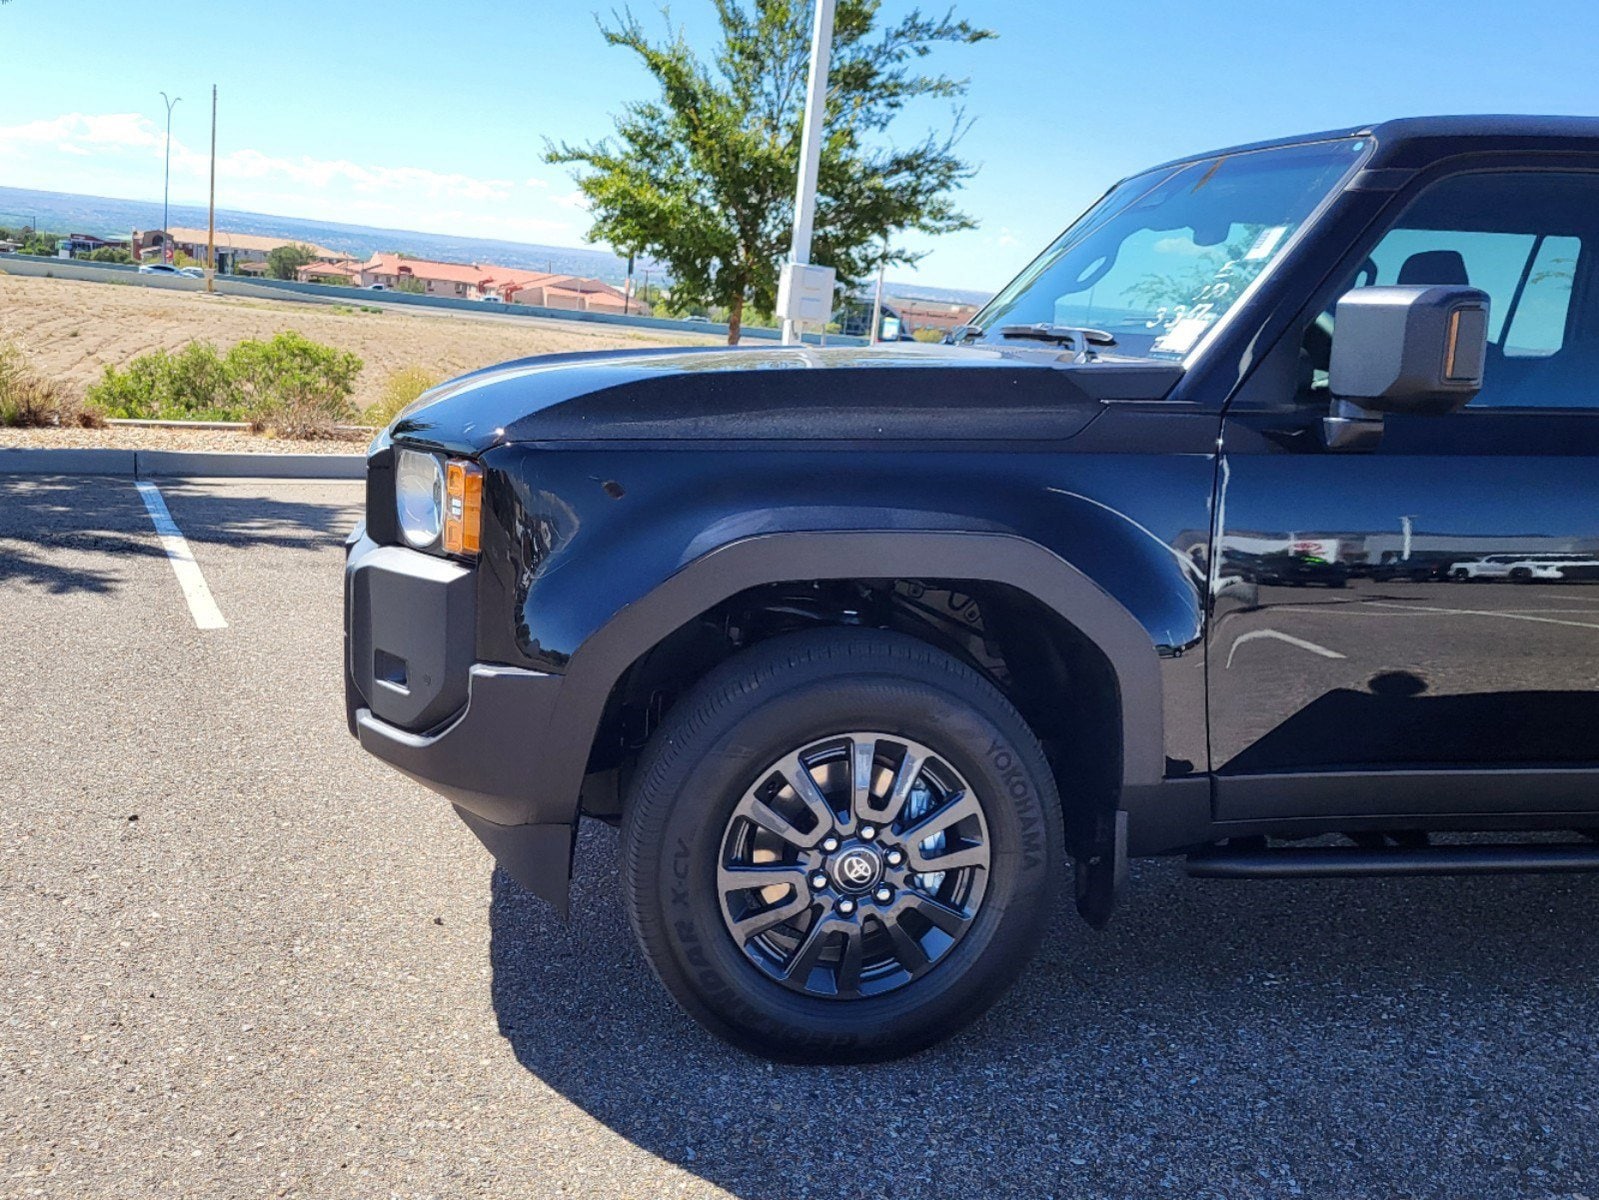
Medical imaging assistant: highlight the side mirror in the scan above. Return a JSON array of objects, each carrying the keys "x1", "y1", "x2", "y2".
[{"x1": 1329, "y1": 284, "x2": 1490, "y2": 415}]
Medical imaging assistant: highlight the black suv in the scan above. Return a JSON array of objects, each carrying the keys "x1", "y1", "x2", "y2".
[{"x1": 345, "y1": 116, "x2": 1599, "y2": 1062}]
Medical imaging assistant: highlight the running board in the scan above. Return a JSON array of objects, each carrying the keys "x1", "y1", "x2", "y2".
[{"x1": 1187, "y1": 843, "x2": 1599, "y2": 880}]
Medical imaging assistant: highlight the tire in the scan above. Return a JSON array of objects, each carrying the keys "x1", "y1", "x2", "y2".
[
  {"x1": 621, "y1": 628, "x2": 1063, "y2": 1063},
  {"x1": 1450, "y1": 568, "x2": 1472, "y2": 582}
]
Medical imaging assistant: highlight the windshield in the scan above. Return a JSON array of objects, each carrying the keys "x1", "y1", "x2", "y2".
[{"x1": 970, "y1": 137, "x2": 1370, "y2": 360}]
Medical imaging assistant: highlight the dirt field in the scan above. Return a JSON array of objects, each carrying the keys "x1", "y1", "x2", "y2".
[{"x1": 0, "y1": 273, "x2": 718, "y2": 411}]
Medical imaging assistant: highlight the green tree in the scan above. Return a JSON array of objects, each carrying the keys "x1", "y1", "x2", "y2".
[
  {"x1": 265, "y1": 242, "x2": 317, "y2": 280},
  {"x1": 547, "y1": 1, "x2": 992, "y2": 343},
  {"x1": 86, "y1": 246, "x2": 133, "y2": 263},
  {"x1": 20, "y1": 231, "x2": 60, "y2": 256}
]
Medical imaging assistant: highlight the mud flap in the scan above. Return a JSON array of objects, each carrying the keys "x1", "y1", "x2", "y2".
[
  {"x1": 1074, "y1": 808, "x2": 1129, "y2": 929},
  {"x1": 452, "y1": 806, "x2": 575, "y2": 919}
]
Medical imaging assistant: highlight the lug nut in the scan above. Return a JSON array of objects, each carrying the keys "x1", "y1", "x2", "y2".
[
  {"x1": 886, "y1": 849, "x2": 904, "y2": 866},
  {"x1": 860, "y1": 825, "x2": 877, "y2": 841},
  {"x1": 810, "y1": 873, "x2": 829, "y2": 890},
  {"x1": 838, "y1": 899, "x2": 856, "y2": 915},
  {"x1": 874, "y1": 887, "x2": 892, "y2": 903},
  {"x1": 821, "y1": 836, "x2": 840, "y2": 853}
]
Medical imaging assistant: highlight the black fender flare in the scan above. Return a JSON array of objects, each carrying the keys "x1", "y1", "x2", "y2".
[{"x1": 543, "y1": 529, "x2": 1165, "y2": 822}]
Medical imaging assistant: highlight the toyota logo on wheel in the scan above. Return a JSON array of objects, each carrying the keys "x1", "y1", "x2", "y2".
[{"x1": 834, "y1": 848, "x2": 880, "y2": 891}]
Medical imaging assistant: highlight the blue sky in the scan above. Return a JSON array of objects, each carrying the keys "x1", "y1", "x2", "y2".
[{"x1": 3, "y1": 0, "x2": 1599, "y2": 291}]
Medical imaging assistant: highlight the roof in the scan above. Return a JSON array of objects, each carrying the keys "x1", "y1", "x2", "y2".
[
  {"x1": 164, "y1": 226, "x2": 348, "y2": 258},
  {"x1": 1142, "y1": 115, "x2": 1599, "y2": 178},
  {"x1": 300, "y1": 259, "x2": 364, "y2": 277},
  {"x1": 361, "y1": 253, "x2": 491, "y2": 287},
  {"x1": 484, "y1": 268, "x2": 565, "y2": 290}
]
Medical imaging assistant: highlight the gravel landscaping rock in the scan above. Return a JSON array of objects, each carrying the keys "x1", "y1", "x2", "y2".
[{"x1": 0, "y1": 426, "x2": 365, "y2": 454}]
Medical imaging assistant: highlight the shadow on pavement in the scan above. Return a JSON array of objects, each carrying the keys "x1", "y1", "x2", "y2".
[
  {"x1": 491, "y1": 821, "x2": 1599, "y2": 1199},
  {"x1": 0, "y1": 475, "x2": 355, "y2": 595}
]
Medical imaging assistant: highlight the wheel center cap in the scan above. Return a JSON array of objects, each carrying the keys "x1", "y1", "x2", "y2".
[{"x1": 829, "y1": 845, "x2": 884, "y2": 894}]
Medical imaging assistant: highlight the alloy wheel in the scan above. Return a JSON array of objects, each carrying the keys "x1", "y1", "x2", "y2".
[{"x1": 715, "y1": 733, "x2": 991, "y2": 1000}]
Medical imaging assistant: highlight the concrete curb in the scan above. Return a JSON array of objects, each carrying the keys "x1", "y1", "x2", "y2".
[{"x1": 0, "y1": 447, "x2": 364, "y2": 479}]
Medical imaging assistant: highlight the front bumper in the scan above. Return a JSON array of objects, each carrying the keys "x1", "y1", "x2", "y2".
[{"x1": 344, "y1": 528, "x2": 577, "y2": 911}]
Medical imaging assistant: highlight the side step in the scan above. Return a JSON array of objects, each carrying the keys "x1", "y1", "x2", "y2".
[{"x1": 1187, "y1": 842, "x2": 1599, "y2": 880}]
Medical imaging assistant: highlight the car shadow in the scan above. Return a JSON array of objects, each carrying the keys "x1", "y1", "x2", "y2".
[
  {"x1": 490, "y1": 821, "x2": 1599, "y2": 1199},
  {"x1": 0, "y1": 475, "x2": 356, "y2": 595}
]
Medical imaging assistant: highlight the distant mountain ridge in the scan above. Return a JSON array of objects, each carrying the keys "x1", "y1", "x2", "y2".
[{"x1": 0, "y1": 185, "x2": 988, "y2": 300}]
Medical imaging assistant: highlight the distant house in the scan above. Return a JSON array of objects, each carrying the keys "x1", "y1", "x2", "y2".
[
  {"x1": 506, "y1": 272, "x2": 644, "y2": 315},
  {"x1": 886, "y1": 297, "x2": 982, "y2": 334},
  {"x1": 62, "y1": 232, "x2": 131, "y2": 255},
  {"x1": 132, "y1": 227, "x2": 349, "y2": 273},
  {"x1": 296, "y1": 259, "x2": 366, "y2": 285},
  {"x1": 357, "y1": 253, "x2": 493, "y2": 297}
]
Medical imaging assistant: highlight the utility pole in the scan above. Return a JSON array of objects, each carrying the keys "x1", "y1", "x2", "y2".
[
  {"x1": 206, "y1": 85, "x2": 217, "y2": 293},
  {"x1": 780, "y1": 0, "x2": 836, "y2": 346},
  {"x1": 869, "y1": 234, "x2": 887, "y2": 346},
  {"x1": 159, "y1": 91, "x2": 181, "y2": 261}
]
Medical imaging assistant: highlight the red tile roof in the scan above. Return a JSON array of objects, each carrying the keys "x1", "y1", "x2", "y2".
[{"x1": 361, "y1": 253, "x2": 491, "y2": 288}]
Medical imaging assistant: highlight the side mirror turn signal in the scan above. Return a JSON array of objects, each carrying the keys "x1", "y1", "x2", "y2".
[{"x1": 1322, "y1": 284, "x2": 1490, "y2": 450}]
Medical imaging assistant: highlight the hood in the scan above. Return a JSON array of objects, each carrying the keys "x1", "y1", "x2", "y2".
[{"x1": 389, "y1": 341, "x2": 1183, "y2": 456}]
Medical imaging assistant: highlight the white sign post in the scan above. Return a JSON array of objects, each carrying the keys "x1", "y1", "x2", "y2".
[{"x1": 780, "y1": 0, "x2": 837, "y2": 346}]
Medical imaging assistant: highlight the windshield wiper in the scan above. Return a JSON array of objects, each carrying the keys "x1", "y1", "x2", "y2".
[
  {"x1": 998, "y1": 323, "x2": 1117, "y2": 347},
  {"x1": 996, "y1": 323, "x2": 1118, "y2": 362}
]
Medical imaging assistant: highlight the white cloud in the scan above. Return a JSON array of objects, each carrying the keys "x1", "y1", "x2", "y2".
[
  {"x1": 1152, "y1": 236, "x2": 1209, "y2": 257},
  {"x1": 0, "y1": 111, "x2": 587, "y2": 245}
]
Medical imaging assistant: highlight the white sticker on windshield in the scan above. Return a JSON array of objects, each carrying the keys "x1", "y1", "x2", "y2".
[
  {"x1": 1244, "y1": 225, "x2": 1289, "y2": 261},
  {"x1": 1150, "y1": 316, "x2": 1214, "y2": 356}
]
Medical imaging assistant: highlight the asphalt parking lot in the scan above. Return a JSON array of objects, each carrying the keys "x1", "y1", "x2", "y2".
[{"x1": 3, "y1": 474, "x2": 1598, "y2": 1200}]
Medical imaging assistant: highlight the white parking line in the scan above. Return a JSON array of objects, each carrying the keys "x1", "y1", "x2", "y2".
[
  {"x1": 135, "y1": 481, "x2": 227, "y2": 630},
  {"x1": 1225, "y1": 628, "x2": 1346, "y2": 669},
  {"x1": 1368, "y1": 600, "x2": 1599, "y2": 631}
]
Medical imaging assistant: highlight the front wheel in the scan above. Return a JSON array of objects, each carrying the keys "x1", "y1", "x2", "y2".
[{"x1": 621, "y1": 629, "x2": 1063, "y2": 1063}]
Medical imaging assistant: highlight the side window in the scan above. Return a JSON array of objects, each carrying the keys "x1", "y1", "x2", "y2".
[
  {"x1": 1505, "y1": 236, "x2": 1578, "y2": 357},
  {"x1": 1330, "y1": 171, "x2": 1596, "y2": 409}
]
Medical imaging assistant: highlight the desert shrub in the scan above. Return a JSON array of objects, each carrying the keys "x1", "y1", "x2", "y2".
[
  {"x1": 85, "y1": 331, "x2": 363, "y2": 436},
  {"x1": 0, "y1": 342, "x2": 105, "y2": 428},
  {"x1": 364, "y1": 365, "x2": 440, "y2": 427},
  {"x1": 228, "y1": 330, "x2": 362, "y2": 438},
  {"x1": 88, "y1": 342, "x2": 244, "y2": 420}
]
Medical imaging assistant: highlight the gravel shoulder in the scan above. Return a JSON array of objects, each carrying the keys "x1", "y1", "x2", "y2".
[{"x1": 0, "y1": 272, "x2": 718, "y2": 410}]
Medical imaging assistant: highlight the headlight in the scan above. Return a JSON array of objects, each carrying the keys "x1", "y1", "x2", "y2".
[{"x1": 395, "y1": 449, "x2": 444, "y2": 549}]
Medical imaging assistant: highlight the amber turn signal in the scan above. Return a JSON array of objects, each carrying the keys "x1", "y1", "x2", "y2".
[{"x1": 443, "y1": 460, "x2": 483, "y2": 556}]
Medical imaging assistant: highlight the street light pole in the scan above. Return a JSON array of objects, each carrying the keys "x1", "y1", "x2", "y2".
[
  {"x1": 207, "y1": 85, "x2": 217, "y2": 293},
  {"x1": 869, "y1": 234, "x2": 887, "y2": 346},
  {"x1": 780, "y1": 0, "x2": 836, "y2": 346},
  {"x1": 159, "y1": 91, "x2": 181, "y2": 260}
]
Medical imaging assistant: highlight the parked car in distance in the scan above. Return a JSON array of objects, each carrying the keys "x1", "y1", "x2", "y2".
[
  {"x1": 682, "y1": 314, "x2": 713, "y2": 323},
  {"x1": 479, "y1": 294, "x2": 503, "y2": 304},
  {"x1": 137, "y1": 263, "x2": 179, "y2": 275},
  {"x1": 1252, "y1": 552, "x2": 1350, "y2": 588},
  {"x1": 1447, "y1": 553, "x2": 1561, "y2": 581},
  {"x1": 177, "y1": 266, "x2": 205, "y2": 279},
  {"x1": 346, "y1": 116, "x2": 1599, "y2": 1062},
  {"x1": 366, "y1": 283, "x2": 388, "y2": 291},
  {"x1": 1502, "y1": 554, "x2": 1599, "y2": 582}
]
